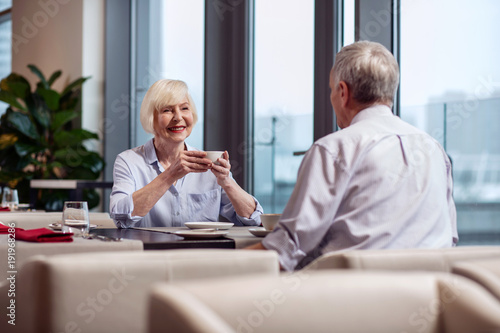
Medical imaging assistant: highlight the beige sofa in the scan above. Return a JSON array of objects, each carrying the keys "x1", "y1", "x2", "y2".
[
  {"x1": 452, "y1": 257, "x2": 500, "y2": 301},
  {"x1": 1, "y1": 249, "x2": 279, "y2": 333},
  {"x1": 148, "y1": 270, "x2": 500, "y2": 333},
  {"x1": 0, "y1": 235, "x2": 143, "y2": 281},
  {"x1": 302, "y1": 246, "x2": 500, "y2": 272}
]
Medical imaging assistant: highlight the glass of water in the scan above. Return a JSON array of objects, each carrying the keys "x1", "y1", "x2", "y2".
[
  {"x1": 62, "y1": 201, "x2": 90, "y2": 237},
  {"x1": 1, "y1": 187, "x2": 19, "y2": 211}
]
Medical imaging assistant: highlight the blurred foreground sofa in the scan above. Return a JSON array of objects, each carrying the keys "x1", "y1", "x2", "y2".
[
  {"x1": 0, "y1": 249, "x2": 279, "y2": 333},
  {"x1": 149, "y1": 270, "x2": 500, "y2": 333}
]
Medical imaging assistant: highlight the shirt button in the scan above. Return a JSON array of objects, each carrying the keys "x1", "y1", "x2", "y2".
[
  {"x1": 176, "y1": 212, "x2": 180, "y2": 216},
  {"x1": 174, "y1": 193, "x2": 179, "y2": 197}
]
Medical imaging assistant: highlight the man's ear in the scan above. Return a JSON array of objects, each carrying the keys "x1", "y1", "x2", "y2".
[{"x1": 339, "y1": 81, "x2": 349, "y2": 107}]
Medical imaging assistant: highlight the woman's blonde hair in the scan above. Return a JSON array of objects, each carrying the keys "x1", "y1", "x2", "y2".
[
  {"x1": 332, "y1": 41, "x2": 399, "y2": 107},
  {"x1": 139, "y1": 79, "x2": 198, "y2": 134}
]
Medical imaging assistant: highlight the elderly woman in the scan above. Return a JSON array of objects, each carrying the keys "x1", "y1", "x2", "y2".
[{"x1": 110, "y1": 79, "x2": 263, "y2": 228}]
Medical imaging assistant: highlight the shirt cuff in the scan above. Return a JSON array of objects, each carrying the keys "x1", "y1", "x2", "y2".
[
  {"x1": 262, "y1": 226, "x2": 306, "y2": 271},
  {"x1": 110, "y1": 195, "x2": 143, "y2": 228},
  {"x1": 235, "y1": 197, "x2": 263, "y2": 226}
]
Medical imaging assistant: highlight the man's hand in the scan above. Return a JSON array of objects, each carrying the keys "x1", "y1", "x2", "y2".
[{"x1": 244, "y1": 242, "x2": 267, "y2": 250}]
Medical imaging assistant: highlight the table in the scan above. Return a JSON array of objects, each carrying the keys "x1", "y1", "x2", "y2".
[{"x1": 91, "y1": 226, "x2": 264, "y2": 250}]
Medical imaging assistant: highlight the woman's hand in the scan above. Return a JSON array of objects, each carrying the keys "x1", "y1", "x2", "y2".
[
  {"x1": 167, "y1": 151, "x2": 212, "y2": 183},
  {"x1": 131, "y1": 151, "x2": 211, "y2": 217},
  {"x1": 210, "y1": 151, "x2": 232, "y2": 187},
  {"x1": 210, "y1": 150, "x2": 257, "y2": 218}
]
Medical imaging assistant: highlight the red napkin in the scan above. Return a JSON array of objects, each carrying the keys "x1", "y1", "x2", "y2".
[
  {"x1": 16, "y1": 228, "x2": 74, "y2": 243},
  {"x1": 0, "y1": 223, "x2": 73, "y2": 242},
  {"x1": 0, "y1": 207, "x2": 10, "y2": 212},
  {"x1": 0, "y1": 223, "x2": 15, "y2": 233}
]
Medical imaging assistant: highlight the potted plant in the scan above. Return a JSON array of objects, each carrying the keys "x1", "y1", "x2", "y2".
[{"x1": 0, "y1": 64, "x2": 105, "y2": 211}]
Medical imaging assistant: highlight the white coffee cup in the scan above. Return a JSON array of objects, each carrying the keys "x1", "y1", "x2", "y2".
[
  {"x1": 205, "y1": 151, "x2": 224, "y2": 165},
  {"x1": 261, "y1": 214, "x2": 281, "y2": 231}
]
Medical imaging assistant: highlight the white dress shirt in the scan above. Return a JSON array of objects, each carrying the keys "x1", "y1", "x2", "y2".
[
  {"x1": 110, "y1": 139, "x2": 263, "y2": 228},
  {"x1": 262, "y1": 105, "x2": 458, "y2": 271}
]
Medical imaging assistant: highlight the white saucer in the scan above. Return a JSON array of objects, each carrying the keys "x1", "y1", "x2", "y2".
[
  {"x1": 184, "y1": 222, "x2": 234, "y2": 230},
  {"x1": 248, "y1": 227, "x2": 272, "y2": 237},
  {"x1": 49, "y1": 222, "x2": 97, "y2": 231},
  {"x1": 174, "y1": 230, "x2": 229, "y2": 239}
]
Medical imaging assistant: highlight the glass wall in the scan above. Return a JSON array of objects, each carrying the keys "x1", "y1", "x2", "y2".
[
  {"x1": 0, "y1": 0, "x2": 12, "y2": 116},
  {"x1": 134, "y1": 0, "x2": 204, "y2": 149},
  {"x1": 343, "y1": 0, "x2": 355, "y2": 46},
  {"x1": 253, "y1": 0, "x2": 315, "y2": 213},
  {"x1": 400, "y1": 0, "x2": 500, "y2": 245}
]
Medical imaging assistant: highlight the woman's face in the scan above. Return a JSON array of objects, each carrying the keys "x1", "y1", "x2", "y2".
[{"x1": 154, "y1": 99, "x2": 194, "y2": 145}]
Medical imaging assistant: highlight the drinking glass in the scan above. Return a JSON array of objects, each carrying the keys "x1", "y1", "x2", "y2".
[
  {"x1": 62, "y1": 201, "x2": 90, "y2": 237},
  {"x1": 1, "y1": 187, "x2": 19, "y2": 211}
]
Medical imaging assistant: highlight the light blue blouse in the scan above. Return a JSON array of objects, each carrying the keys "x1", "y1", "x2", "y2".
[{"x1": 110, "y1": 139, "x2": 263, "y2": 228}]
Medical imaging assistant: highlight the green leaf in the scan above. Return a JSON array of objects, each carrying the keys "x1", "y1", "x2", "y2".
[
  {"x1": 68, "y1": 168, "x2": 99, "y2": 180},
  {"x1": 47, "y1": 70, "x2": 62, "y2": 87},
  {"x1": 59, "y1": 92, "x2": 80, "y2": 111},
  {"x1": 28, "y1": 64, "x2": 49, "y2": 89},
  {"x1": 47, "y1": 161, "x2": 63, "y2": 170},
  {"x1": 0, "y1": 74, "x2": 31, "y2": 99},
  {"x1": 6, "y1": 112, "x2": 39, "y2": 140},
  {"x1": 53, "y1": 147, "x2": 84, "y2": 168},
  {"x1": 0, "y1": 90, "x2": 27, "y2": 111},
  {"x1": 37, "y1": 87, "x2": 60, "y2": 110},
  {"x1": 17, "y1": 154, "x2": 35, "y2": 170},
  {"x1": 0, "y1": 170, "x2": 25, "y2": 184},
  {"x1": 41, "y1": 190, "x2": 67, "y2": 211},
  {"x1": 53, "y1": 148, "x2": 71, "y2": 159},
  {"x1": 83, "y1": 189, "x2": 100, "y2": 209},
  {"x1": 51, "y1": 110, "x2": 78, "y2": 131},
  {"x1": 14, "y1": 141, "x2": 44, "y2": 157},
  {"x1": 61, "y1": 77, "x2": 90, "y2": 97},
  {"x1": 26, "y1": 94, "x2": 51, "y2": 128},
  {"x1": 54, "y1": 129, "x2": 98, "y2": 147},
  {"x1": 79, "y1": 152, "x2": 104, "y2": 174}
]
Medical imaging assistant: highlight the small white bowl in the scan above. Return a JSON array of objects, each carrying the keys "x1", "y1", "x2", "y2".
[
  {"x1": 261, "y1": 214, "x2": 281, "y2": 231},
  {"x1": 205, "y1": 151, "x2": 224, "y2": 164}
]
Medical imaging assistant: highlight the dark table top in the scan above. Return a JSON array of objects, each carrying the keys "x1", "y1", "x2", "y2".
[{"x1": 91, "y1": 228, "x2": 235, "y2": 250}]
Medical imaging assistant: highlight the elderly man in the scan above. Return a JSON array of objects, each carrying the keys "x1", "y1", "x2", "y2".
[{"x1": 247, "y1": 41, "x2": 458, "y2": 271}]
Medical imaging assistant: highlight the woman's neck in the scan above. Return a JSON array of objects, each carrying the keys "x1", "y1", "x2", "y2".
[{"x1": 153, "y1": 138, "x2": 186, "y2": 166}]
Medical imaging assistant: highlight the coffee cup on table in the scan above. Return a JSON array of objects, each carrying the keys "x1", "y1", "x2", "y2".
[
  {"x1": 205, "y1": 151, "x2": 224, "y2": 165},
  {"x1": 261, "y1": 214, "x2": 281, "y2": 231}
]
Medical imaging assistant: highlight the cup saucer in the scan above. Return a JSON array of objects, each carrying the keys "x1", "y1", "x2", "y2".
[{"x1": 248, "y1": 227, "x2": 272, "y2": 237}]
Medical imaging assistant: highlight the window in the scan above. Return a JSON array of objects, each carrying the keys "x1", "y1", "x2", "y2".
[
  {"x1": 400, "y1": 0, "x2": 500, "y2": 244},
  {"x1": 343, "y1": 0, "x2": 355, "y2": 46},
  {"x1": 133, "y1": 0, "x2": 204, "y2": 149},
  {"x1": 253, "y1": 0, "x2": 315, "y2": 213},
  {"x1": 0, "y1": 0, "x2": 12, "y2": 116}
]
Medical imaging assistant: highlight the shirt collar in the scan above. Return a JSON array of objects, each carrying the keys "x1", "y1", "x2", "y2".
[
  {"x1": 144, "y1": 139, "x2": 196, "y2": 165},
  {"x1": 350, "y1": 104, "x2": 394, "y2": 126}
]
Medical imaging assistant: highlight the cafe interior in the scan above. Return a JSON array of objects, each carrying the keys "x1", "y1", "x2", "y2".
[{"x1": 1, "y1": 0, "x2": 500, "y2": 332}]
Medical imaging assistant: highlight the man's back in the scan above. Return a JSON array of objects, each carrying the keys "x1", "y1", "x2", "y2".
[
  {"x1": 252, "y1": 41, "x2": 457, "y2": 272},
  {"x1": 314, "y1": 105, "x2": 457, "y2": 253},
  {"x1": 262, "y1": 105, "x2": 457, "y2": 270}
]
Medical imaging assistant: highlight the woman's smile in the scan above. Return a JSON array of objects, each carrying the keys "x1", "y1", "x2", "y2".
[{"x1": 168, "y1": 126, "x2": 186, "y2": 133}]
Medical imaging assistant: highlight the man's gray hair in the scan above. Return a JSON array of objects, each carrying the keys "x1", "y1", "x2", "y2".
[{"x1": 332, "y1": 41, "x2": 399, "y2": 107}]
